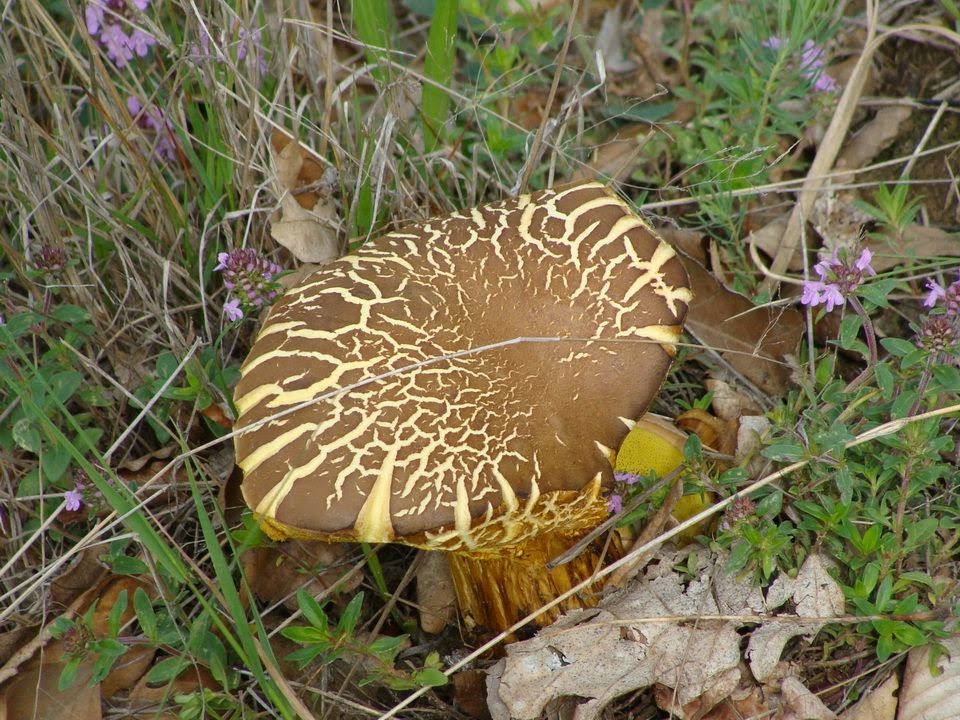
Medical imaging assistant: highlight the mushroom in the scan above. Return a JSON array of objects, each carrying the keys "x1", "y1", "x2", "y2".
[{"x1": 233, "y1": 181, "x2": 691, "y2": 631}]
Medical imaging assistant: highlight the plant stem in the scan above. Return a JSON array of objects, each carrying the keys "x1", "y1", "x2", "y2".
[{"x1": 843, "y1": 296, "x2": 877, "y2": 393}]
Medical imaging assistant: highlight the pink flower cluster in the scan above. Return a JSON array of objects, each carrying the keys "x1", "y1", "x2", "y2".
[
  {"x1": 85, "y1": 0, "x2": 156, "y2": 68},
  {"x1": 607, "y1": 470, "x2": 642, "y2": 514},
  {"x1": 801, "y1": 248, "x2": 875, "y2": 312},
  {"x1": 215, "y1": 249, "x2": 283, "y2": 322},
  {"x1": 127, "y1": 97, "x2": 176, "y2": 162},
  {"x1": 763, "y1": 36, "x2": 839, "y2": 93},
  {"x1": 923, "y1": 271, "x2": 960, "y2": 315}
]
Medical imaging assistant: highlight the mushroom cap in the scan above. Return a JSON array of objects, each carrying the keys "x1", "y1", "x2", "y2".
[{"x1": 234, "y1": 182, "x2": 691, "y2": 553}]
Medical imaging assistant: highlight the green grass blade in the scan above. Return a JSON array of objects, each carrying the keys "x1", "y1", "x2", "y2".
[
  {"x1": 353, "y1": 0, "x2": 396, "y2": 86},
  {"x1": 421, "y1": 0, "x2": 459, "y2": 152},
  {"x1": 185, "y1": 461, "x2": 296, "y2": 718}
]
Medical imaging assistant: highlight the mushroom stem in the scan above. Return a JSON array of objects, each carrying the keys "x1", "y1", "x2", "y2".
[{"x1": 446, "y1": 511, "x2": 622, "y2": 632}]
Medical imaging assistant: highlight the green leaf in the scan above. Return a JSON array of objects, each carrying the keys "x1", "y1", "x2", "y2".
[
  {"x1": 107, "y1": 590, "x2": 129, "y2": 636},
  {"x1": 413, "y1": 667, "x2": 449, "y2": 687},
  {"x1": 107, "y1": 555, "x2": 150, "y2": 576},
  {"x1": 755, "y1": 490, "x2": 782, "y2": 518},
  {"x1": 761, "y1": 440, "x2": 806, "y2": 462},
  {"x1": 58, "y1": 655, "x2": 84, "y2": 691},
  {"x1": 3, "y1": 311, "x2": 42, "y2": 338},
  {"x1": 880, "y1": 337, "x2": 917, "y2": 357},
  {"x1": 285, "y1": 645, "x2": 328, "y2": 668},
  {"x1": 905, "y1": 518, "x2": 939, "y2": 547},
  {"x1": 12, "y1": 417, "x2": 42, "y2": 453},
  {"x1": 134, "y1": 588, "x2": 158, "y2": 642},
  {"x1": 856, "y1": 563, "x2": 879, "y2": 597},
  {"x1": 367, "y1": 634, "x2": 408, "y2": 659},
  {"x1": 893, "y1": 593, "x2": 919, "y2": 615},
  {"x1": 353, "y1": 0, "x2": 396, "y2": 86},
  {"x1": 891, "y1": 622, "x2": 927, "y2": 647},
  {"x1": 857, "y1": 278, "x2": 898, "y2": 309},
  {"x1": 931, "y1": 364, "x2": 960, "y2": 394},
  {"x1": 146, "y1": 656, "x2": 189, "y2": 684},
  {"x1": 51, "y1": 304, "x2": 90, "y2": 324},
  {"x1": 876, "y1": 632, "x2": 895, "y2": 662},
  {"x1": 874, "y1": 362, "x2": 894, "y2": 399},
  {"x1": 875, "y1": 575, "x2": 893, "y2": 611},
  {"x1": 50, "y1": 370, "x2": 83, "y2": 405},
  {"x1": 726, "y1": 542, "x2": 751, "y2": 574},
  {"x1": 42, "y1": 443, "x2": 73, "y2": 483},
  {"x1": 838, "y1": 314, "x2": 863, "y2": 351},
  {"x1": 860, "y1": 524, "x2": 881, "y2": 554},
  {"x1": 281, "y1": 626, "x2": 329, "y2": 645},
  {"x1": 296, "y1": 590, "x2": 330, "y2": 635},
  {"x1": 338, "y1": 592, "x2": 365, "y2": 636}
]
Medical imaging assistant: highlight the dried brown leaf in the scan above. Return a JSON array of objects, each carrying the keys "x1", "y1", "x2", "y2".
[
  {"x1": 838, "y1": 672, "x2": 898, "y2": 720},
  {"x1": 749, "y1": 214, "x2": 803, "y2": 272},
  {"x1": 51, "y1": 547, "x2": 108, "y2": 608},
  {"x1": 897, "y1": 634, "x2": 960, "y2": 720},
  {"x1": 778, "y1": 676, "x2": 836, "y2": 720},
  {"x1": 835, "y1": 106, "x2": 913, "y2": 177},
  {"x1": 569, "y1": 125, "x2": 650, "y2": 184},
  {"x1": 747, "y1": 554, "x2": 844, "y2": 683},
  {"x1": 595, "y1": 6, "x2": 638, "y2": 74},
  {"x1": 270, "y1": 193, "x2": 340, "y2": 264},
  {"x1": 0, "y1": 660, "x2": 101, "y2": 720},
  {"x1": 868, "y1": 225, "x2": 960, "y2": 272},
  {"x1": 488, "y1": 553, "x2": 749, "y2": 720},
  {"x1": 241, "y1": 540, "x2": 360, "y2": 611},
  {"x1": 270, "y1": 130, "x2": 341, "y2": 263},
  {"x1": 680, "y1": 253, "x2": 803, "y2": 396},
  {"x1": 705, "y1": 378, "x2": 762, "y2": 420},
  {"x1": 417, "y1": 551, "x2": 457, "y2": 634}
]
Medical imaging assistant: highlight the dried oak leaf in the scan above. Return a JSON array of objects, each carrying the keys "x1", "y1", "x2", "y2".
[
  {"x1": 0, "y1": 660, "x2": 101, "y2": 720},
  {"x1": 241, "y1": 540, "x2": 360, "y2": 611},
  {"x1": 747, "y1": 553, "x2": 844, "y2": 684},
  {"x1": 680, "y1": 252, "x2": 803, "y2": 396},
  {"x1": 838, "y1": 672, "x2": 898, "y2": 720},
  {"x1": 487, "y1": 553, "x2": 756, "y2": 720},
  {"x1": 896, "y1": 634, "x2": 960, "y2": 720},
  {"x1": 269, "y1": 129, "x2": 340, "y2": 263},
  {"x1": 417, "y1": 551, "x2": 457, "y2": 635}
]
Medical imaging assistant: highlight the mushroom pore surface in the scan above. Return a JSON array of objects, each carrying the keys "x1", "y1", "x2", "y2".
[{"x1": 234, "y1": 181, "x2": 691, "y2": 554}]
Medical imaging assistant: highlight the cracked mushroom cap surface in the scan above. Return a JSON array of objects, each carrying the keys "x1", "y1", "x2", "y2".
[{"x1": 233, "y1": 181, "x2": 691, "y2": 553}]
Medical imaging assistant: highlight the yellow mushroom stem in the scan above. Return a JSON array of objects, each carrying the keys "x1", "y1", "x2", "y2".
[{"x1": 445, "y1": 505, "x2": 621, "y2": 633}]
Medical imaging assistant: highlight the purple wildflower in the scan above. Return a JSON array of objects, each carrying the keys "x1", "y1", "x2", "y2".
[
  {"x1": 223, "y1": 298, "x2": 244, "y2": 322},
  {"x1": 922, "y1": 271, "x2": 960, "y2": 316},
  {"x1": 614, "y1": 470, "x2": 642, "y2": 485},
  {"x1": 607, "y1": 494, "x2": 623, "y2": 514},
  {"x1": 216, "y1": 248, "x2": 283, "y2": 321},
  {"x1": 64, "y1": 488, "x2": 84, "y2": 512},
  {"x1": 85, "y1": 0, "x2": 155, "y2": 69},
  {"x1": 916, "y1": 315, "x2": 955, "y2": 353},
  {"x1": 127, "y1": 96, "x2": 177, "y2": 162},
  {"x1": 813, "y1": 73, "x2": 839, "y2": 93},
  {"x1": 763, "y1": 35, "x2": 839, "y2": 94},
  {"x1": 32, "y1": 245, "x2": 69, "y2": 276},
  {"x1": 801, "y1": 248, "x2": 876, "y2": 312},
  {"x1": 799, "y1": 40, "x2": 825, "y2": 71},
  {"x1": 924, "y1": 279, "x2": 946, "y2": 308}
]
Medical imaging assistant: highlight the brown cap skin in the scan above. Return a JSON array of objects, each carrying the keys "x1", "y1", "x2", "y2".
[{"x1": 233, "y1": 181, "x2": 691, "y2": 553}]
